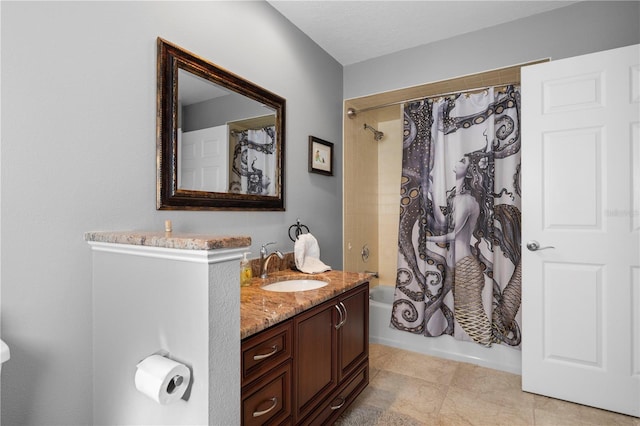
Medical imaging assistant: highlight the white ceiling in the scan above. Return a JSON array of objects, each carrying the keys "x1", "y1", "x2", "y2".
[{"x1": 267, "y1": 0, "x2": 578, "y2": 66}]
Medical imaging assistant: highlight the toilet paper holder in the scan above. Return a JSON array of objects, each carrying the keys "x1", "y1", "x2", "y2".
[
  {"x1": 135, "y1": 350, "x2": 191, "y2": 404},
  {"x1": 137, "y1": 350, "x2": 187, "y2": 391},
  {"x1": 166, "y1": 375, "x2": 184, "y2": 394}
]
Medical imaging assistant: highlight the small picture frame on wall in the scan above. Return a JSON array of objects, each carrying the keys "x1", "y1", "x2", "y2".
[{"x1": 308, "y1": 136, "x2": 334, "y2": 176}]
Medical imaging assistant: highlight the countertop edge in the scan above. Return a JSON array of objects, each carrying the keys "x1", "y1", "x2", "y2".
[
  {"x1": 84, "y1": 231, "x2": 251, "y2": 250},
  {"x1": 240, "y1": 270, "x2": 371, "y2": 340}
]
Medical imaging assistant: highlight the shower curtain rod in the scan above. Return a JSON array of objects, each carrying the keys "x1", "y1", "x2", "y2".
[{"x1": 346, "y1": 81, "x2": 520, "y2": 117}]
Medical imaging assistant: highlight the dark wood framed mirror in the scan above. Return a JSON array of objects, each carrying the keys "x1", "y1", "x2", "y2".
[{"x1": 156, "y1": 38, "x2": 286, "y2": 210}]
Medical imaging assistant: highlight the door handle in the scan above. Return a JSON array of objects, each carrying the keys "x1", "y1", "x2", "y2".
[{"x1": 526, "y1": 240, "x2": 555, "y2": 251}]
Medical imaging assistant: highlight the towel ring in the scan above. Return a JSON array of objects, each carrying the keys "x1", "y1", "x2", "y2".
[{"x1": 288, "y1": 219, "x2": 310, "y2": 242}]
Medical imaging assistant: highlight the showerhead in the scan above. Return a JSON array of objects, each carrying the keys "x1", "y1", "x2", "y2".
[{"x1": 364, "y1": 123, "x2": 384, "y2": 141}]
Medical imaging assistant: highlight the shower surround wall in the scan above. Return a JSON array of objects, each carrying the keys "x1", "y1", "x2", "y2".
[
  {"x1": 343, "y1": 106, "x2": 402, "y2": 285},
  {"x1": 343, "y1": 110, "x2": 377, "y2": 282}
]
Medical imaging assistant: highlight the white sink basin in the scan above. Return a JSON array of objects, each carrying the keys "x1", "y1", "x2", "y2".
[{"x1": 261, "y1": 279, "x2": 328, "y2": 292}]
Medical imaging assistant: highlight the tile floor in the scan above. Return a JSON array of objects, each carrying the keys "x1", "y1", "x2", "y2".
[{"x1": 336, "y1": 343, "x2": 640, "y2": 426}]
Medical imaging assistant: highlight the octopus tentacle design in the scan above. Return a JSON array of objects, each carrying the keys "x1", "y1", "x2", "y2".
[
  {"x1": 392, "y1": 107, "x2": 431, "y2": 333},
  {"x1": 491, "y1": 204, "x2": 522, "y2": 345},
  {"x1": 441, "y1": 86, "x2": 521, "y2": 159},
  {"x1": 391, "y1": 300, "x2": 423, "y2": 332},
  {"x1": 492, "y1": 261, "x2": 522, "y2": 345},
  {"x1": 393, "y1": 86, "x2": 522, "y2": 348},
  {"x1": 493, "y1": 87, "x2": 521, "y2": 159},
  {"x1": 423, "y1": 261, "x2": 455, "y2": 336},
  {"x1": 230, "y1": 126, "x2": 275, "y2": 194}
]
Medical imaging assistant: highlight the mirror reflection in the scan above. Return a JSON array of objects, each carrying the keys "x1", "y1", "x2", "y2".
[
  {"x1": 178, "y1": 70, "x2": 277, "y2": 195},
  {"x1": 157, "y1": 38, "x2": 286, "y2": 210}
]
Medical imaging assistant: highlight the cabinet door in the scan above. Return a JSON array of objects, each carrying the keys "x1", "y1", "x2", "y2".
[
  {"x1": 337, "y1": 284, "x2": 369, "y2": 382},
  {"x1": 293, "y1": 300, "x2": 337, "y2": 422}
]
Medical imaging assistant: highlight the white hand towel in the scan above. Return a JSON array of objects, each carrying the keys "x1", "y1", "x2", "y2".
[{"x1": 294, "y1": 233, "x2": 331, "y2": 274}]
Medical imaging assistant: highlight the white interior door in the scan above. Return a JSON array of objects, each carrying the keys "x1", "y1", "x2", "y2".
[
  {"x1": 521, "y1": 44, "x2": 639, "y2": 417},
  {"x1": 179, "y1": 125, "x2": 229, "y2": 192}
]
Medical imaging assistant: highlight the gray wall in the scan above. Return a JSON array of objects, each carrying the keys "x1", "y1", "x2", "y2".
[
  {"x1": 0, "y1": 1, "x2": 342, "y2": 424},
  {"x1": 183, "y1": 93, "x2": 269, "y2": 132},
  {"x1": 344, "y1": 1, "x2": 640, "y2": 99}
]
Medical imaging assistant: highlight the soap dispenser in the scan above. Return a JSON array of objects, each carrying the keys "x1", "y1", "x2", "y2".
[{"x1": 240, "y1": 252, "x2": 252, "y2": 286}]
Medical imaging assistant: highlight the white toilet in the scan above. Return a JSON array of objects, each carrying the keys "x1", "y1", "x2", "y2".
[{"x1": 0, "y1": 339, "x2": 10, "y2": 372}]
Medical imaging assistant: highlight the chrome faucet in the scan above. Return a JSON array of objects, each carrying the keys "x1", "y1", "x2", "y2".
[{"x1": 260, "y1": 242, "x2": 284, "y2": 278}]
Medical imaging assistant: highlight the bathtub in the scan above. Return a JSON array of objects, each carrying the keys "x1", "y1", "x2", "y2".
[{"x1": 369, "y1": 285, "x2": 522, "y2": 375}]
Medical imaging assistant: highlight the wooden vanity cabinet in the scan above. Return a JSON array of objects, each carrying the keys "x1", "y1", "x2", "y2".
[
  {"x1": 294, "y1": 283, "x2": 369, "y2": 424},
  {"x1": 242, "y1": 319, "x2": 293, "y2": 425},
  {"x1": 241, "y1": 282, "x2": 369, "y2": 426}
]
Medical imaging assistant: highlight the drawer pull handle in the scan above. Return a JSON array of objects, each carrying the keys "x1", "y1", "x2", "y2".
[
  {"x1": 253, "y1": 397, "x2": 278, "y2": 417},
  {"x1": 335, "y1": 304, "x2": 344, "y2": 329},
  {"x1": 253, "y1": 345, "x2": 278, "y2": 361},
  {"x1": 330, "y1": 396, "x2": 346, "y2": 410}
]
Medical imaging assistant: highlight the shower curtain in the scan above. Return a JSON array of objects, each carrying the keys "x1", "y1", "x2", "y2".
[
  {"x1": 391, "y1": 86, "x2": 522, "y2": 348},
  {"x1": 229, "y1": 126, "x2": 277, "y2": 195}
]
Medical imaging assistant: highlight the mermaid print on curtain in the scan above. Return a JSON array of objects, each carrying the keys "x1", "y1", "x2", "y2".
[
  {"x1": 229, "y1": 125, "x2": 277, "y2": 195},
  {"x1": 391, "y1": 86, "x2": 522, "y2": 348}
]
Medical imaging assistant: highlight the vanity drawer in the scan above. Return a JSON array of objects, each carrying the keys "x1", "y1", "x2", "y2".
[
  {"x1": 307, "y1": 360, "x2": 369, "y2": 426},
  {"x1": 242, "y1": 319, "x2": 293, "y2": 386},
  {"x1": 242, "y1": 361, "x2": 292, "y2": 426}
]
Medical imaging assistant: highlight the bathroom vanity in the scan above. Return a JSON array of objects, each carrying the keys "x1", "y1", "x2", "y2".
[
  {"x1": 85, "y1": 231, "x2": 368, "y2": 425},
  {"x1": 241, "y1": 270, "x2": 370, "y2": 425}
]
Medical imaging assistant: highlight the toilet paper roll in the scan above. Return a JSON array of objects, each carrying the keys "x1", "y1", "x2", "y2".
[{"x1": 135, "y1": 354, "x2": 190, "y2": 405}]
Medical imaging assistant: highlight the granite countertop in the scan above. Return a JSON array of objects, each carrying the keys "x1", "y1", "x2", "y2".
[
  {"x1": 84, "y1": 231, "x2": 251, "y2": 251},
  {"x1": 241, "y1": 269, "x2": 371, "y2": 339}
]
